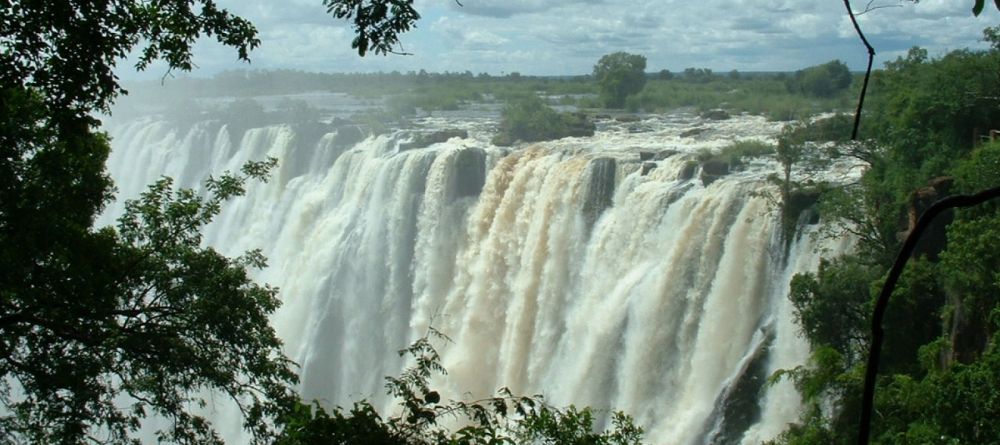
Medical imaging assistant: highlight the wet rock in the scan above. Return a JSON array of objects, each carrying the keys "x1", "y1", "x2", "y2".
[
  {"x1": 701, "y1": 109, "x2": 731, "y2": 120},
  {"x1": 699, "y1": 159, "x2": 730, "y2": 186},
  {"x1": 901, "y1": 176, "x2": 954, "y2": 260},
  {"x1": 680, "y1": 127, "x2": 706, "y2": 138},
  {"x1": 641, "y1": 162, "x2": 657, "y2": 176},
  {"x1": 331, "y1": 125, "x2": 366, "y2": 149},
  {"x1": 447, "y1": 147, "x2": 487, "y2": 200},
  {"x1": 655, "y1": 150, "x2": 679, "y2": 160},
  {"x1": 678, "y1": 160, "x2": 698, "y2": 181},
  {"x1": 292, "y1": 121, "x2": 335, "y2": 150},
  {"x1": 400, "y1": 129, "x2": 468, "y2": 151},
  {"x1": 583, "y1": 158, "x2": 617, "y2": 230},
  {"x1": 786, "y1": 188, "x2": 822, "y2": 225}
]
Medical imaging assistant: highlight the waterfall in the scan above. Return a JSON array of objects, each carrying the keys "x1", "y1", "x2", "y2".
[{"x1": 101, "y1": 113, "x2": 854, "y2": 444}]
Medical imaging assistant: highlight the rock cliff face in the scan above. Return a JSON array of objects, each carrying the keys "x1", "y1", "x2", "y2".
[
  {"x1": 582, "y1": 158, "x2": 616, "y2": 230},
  {"x1": 701, "y1": 109, "x2": 731, "y2": 121},
  {"x1": 700, "y1": 159, "x2": 730, "y2": 186},
  {"x1": 903, "y1": 176, "x2": 954, "y2": 260},
  {"x1": 898, "y1": 176, "x2": 991, "y2": 367},
  {"x1": 401, "y1": 129, "x2": 469, "y2": 151}
]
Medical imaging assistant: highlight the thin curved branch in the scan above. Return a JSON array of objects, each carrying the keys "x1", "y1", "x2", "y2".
[
  {"x1": 857, "y1": 185, "x2": 1000, "y2": 445},
  {"x1": 857, "y1": 0, "x2": 904, "y2": 15},
  {"x1": 844, "y1": 0, "x2": 876, "y2": 140}
]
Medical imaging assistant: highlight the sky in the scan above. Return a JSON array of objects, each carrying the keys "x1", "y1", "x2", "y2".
[{"x1": 125, "y1": 0, "x2": 998, "y2": 79}]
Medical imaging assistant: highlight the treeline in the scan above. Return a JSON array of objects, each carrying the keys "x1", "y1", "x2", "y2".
[
  {"x1": 768, "y1": 34, "x2": 1000, "y2": 444},
  {"x1": 122, "y1": 58, "x2": 856, "y2": 125},
  {"x1": 128, "y1": 66, "x2": 806, "y2": 99}
]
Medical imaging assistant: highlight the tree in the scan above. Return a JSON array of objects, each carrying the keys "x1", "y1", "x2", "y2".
[
  {"x1": 785, "y1": 60, "x2": 853, "y2": 98},
  {"x1": 593, "y1": 52, "x2": 647, "y2": 108},
  {"x1": 682, "y1": 67, "x2": 714, "y2": 83},
  {"x1": 1, "y1": 1, "x2": 300, "y2": 442}
]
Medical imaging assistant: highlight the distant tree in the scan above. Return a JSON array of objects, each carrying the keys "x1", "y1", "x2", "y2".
[
  {"x1": 786, "y1": 60, "x2": 853, "y2": 97},
  {"x1": 657, "y1": 69, "x2": 674, "y2": 80},
  {"x1": 682, "y1": 67, "x2": 715, "y2": 83},
  {"x1": 984, "y1": 25, "x2": 1000, "y2": 50},
  {"x1": 593, "y1": 52, "x2": 648, "y2": 108}
]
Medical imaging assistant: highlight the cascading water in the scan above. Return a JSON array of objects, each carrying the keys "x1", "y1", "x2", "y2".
[{"x1": 100, "y1": 111, "x2": 857, "y2": 444}]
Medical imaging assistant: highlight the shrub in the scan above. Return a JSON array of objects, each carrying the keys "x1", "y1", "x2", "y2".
[
  {"x1": 492, "y1": 95, "x2": 595, "y2": 146},
  {"x1": 719, "y1": 139, "x2": 776, "y2": 168}
]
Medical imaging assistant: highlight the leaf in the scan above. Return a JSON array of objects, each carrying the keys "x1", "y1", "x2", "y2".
[{"x1": 973, "y1": 0, "x2": 985, "y2": 15}]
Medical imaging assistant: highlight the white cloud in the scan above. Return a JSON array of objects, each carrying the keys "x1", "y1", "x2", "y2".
[
  {"x1": 432, "y1": 17, "x2": 510, "y2": 48},
  {"x1": 442, "y1": 0, "x2": 603, "y2": 18},
  {"x1": 117, "y1": 0, "x2": 996, "y2": 79}
]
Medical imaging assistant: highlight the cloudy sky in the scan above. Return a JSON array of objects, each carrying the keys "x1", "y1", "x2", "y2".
[{"x1": 127, "y1": 0, "x2": 997, "y2": 78}]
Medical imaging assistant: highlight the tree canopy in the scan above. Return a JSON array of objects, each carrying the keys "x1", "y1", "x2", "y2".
[
  {"x1": 593, "y1": 52, "x2": 648, "y2": 108},
  {"x1": 785, "y1": 60, "x2": 853, "y2": 98},
  {"x1": 0, "y1": 1, "x2": 298, "y2": 442}
]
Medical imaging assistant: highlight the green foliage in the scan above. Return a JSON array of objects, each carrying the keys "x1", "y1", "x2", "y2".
[
  {"x1": 120, "y1": 66, "x2": 858, "y2": 125},
  {"x1": 775, "y1": 41, "x2": 1000, "y2": 445},
  {"x1": 1, "y1": 120, "x2": 296, "y2": 442},
  {"x1": 277, "y1": 330, "x2": 645, "y2": 445},
  {"x1": 815, "y1": 179, "x2": 901, "y2": 268},
  {"x1": 621, "y1": 75, "x2": 849, "y2": 119},
  {"x1": 711, "y1": 139, "x2": 775, "y2": 170},
  {"x1": 933, "y1": 142, "x2": 1000, "y2": 361},
  {"x1": 949, "y1": 140, "x2": 1000, "y2": 213},
  {"x1": 865, "y1": 47, "x2": 1000, "y2": 175},
  {"x1": 768, "y1": 346, "x2": 865, "y2": 445},
  {"x1": 323, "y1": 0, "x2": 421, "y2": 56},
  {"x1": 790, "y1": 114, "x2": 854, "y2": 144},
  {"x1": 785, "y1": 60, "x2": 853, "y2": 98},
  {"x1": 880, "y1": 258, "x2": 948, "y2": 374},
  {"x1": 1, "y1": 1, "x2": 306, "y2": 442},
  {"x1": 593, "y1": 52, "x2": 648, "y2": 108},
  {"x1": 682, "y1": 67, "x2": 716, "y2": 83},
  {"x1": 492, "y1": 95, "x2": 594, "y2": 146},
  {"x1": 773, "y1": 122, "x2": 829, "y2": 231},
  {"x1": 984, "y1": 25, "x2": 1000, "y2": 50},
  {"x1": 870, "y1": 347, "x2": 1000, "y2": 444},
  {"x1": 1, "y1": 0, "x2": 259, "y2": 113},
  {"x1": 789, "y1": 257, "x2": 878, "y2": 364}
]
